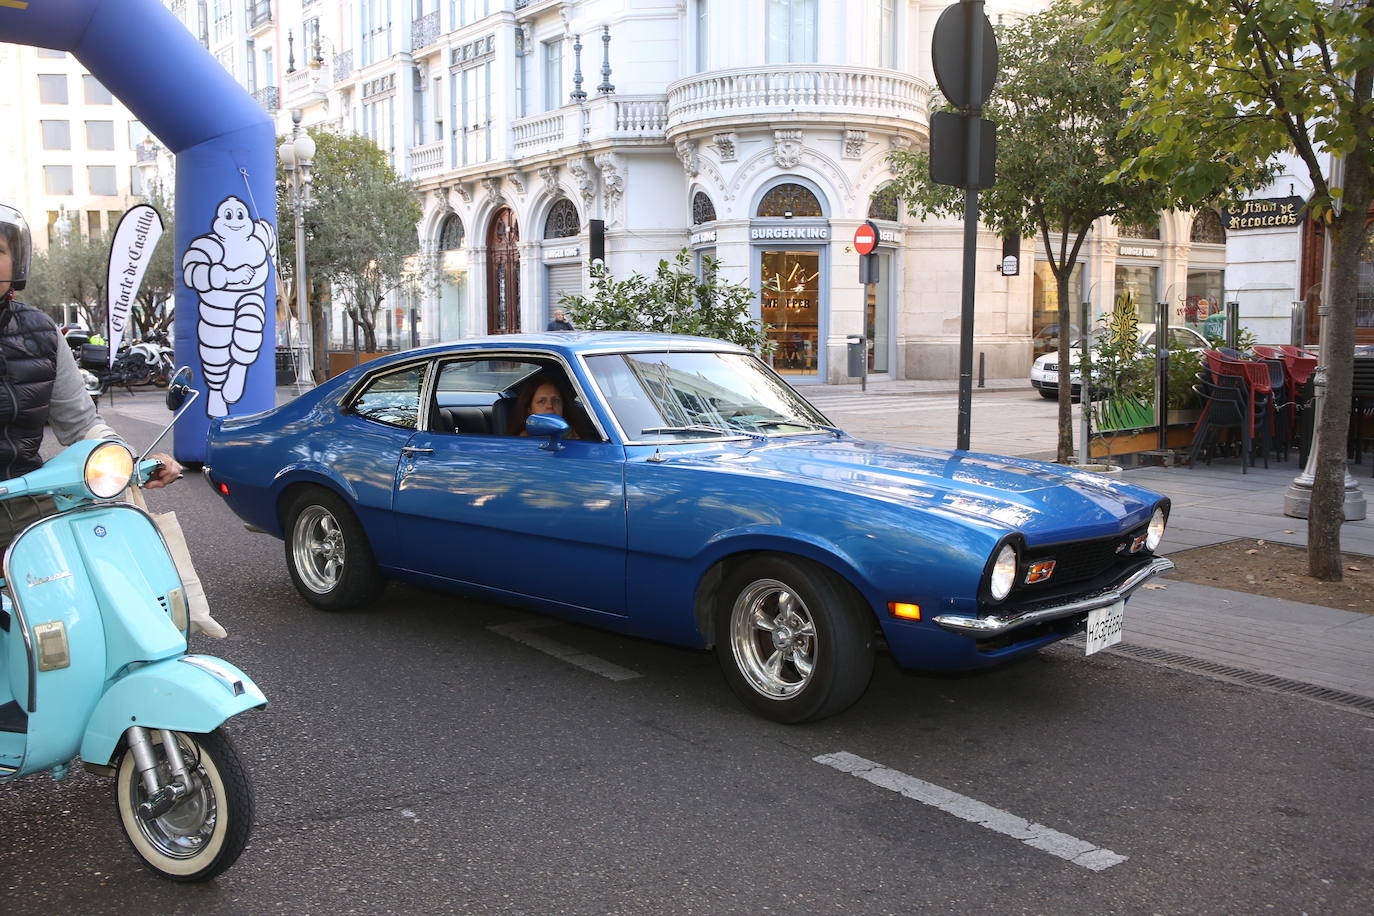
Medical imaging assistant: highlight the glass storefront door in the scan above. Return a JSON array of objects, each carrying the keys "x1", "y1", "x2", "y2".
[
  {"x1": 1115, "y1": 264, "x2": 1159, "y2": 323},
  {"x1": 760, "y1": 249, "x2": 822, "y2": 379},
  {"x1": 865, "y1": 249, "x2": 891, "y2": 373}
]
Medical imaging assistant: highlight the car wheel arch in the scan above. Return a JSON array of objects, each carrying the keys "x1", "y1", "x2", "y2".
[
  {"x1": 693, "y1": 546, "x2": 879, "y2": 650},
  {"x1": 274, "y1": 477, "x2": 358, "y2": 536}
]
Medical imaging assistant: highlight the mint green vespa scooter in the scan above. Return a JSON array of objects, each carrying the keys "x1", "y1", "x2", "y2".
[{"x1": 0, "y1": 369, "x2": 266, "y2": 881}]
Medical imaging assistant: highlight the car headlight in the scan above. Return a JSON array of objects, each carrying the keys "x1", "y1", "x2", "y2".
[
  {"x1": 84, "y1": 441, "x2": 134, "y2": 499},
  {"x1": 1145, "y1": 506, "x2": 1167, "y2": 551},
  {"x1": 988, "y1": 543, "x2": 1018, "y2": 601}
]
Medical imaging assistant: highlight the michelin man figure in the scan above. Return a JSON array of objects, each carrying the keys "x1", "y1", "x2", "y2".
[{"x1": 182, "y1": 196, "x2": 276, "y2": 417}]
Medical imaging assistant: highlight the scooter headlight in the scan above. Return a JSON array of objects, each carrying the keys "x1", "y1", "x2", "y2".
[{"x1": 84, "y1": 441, "x2": 134, "y2": 498}]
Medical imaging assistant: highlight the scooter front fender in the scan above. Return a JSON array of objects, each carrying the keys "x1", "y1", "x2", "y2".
[{"x1": 80, "y1": 656, "x2": 267, "y2": 766}]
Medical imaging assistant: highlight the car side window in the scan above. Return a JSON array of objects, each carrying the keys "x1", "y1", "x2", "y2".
[{"x1": 352, "y1": 363, "x2": 429, "y2": 429}]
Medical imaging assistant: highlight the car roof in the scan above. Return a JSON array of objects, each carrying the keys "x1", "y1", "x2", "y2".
[{"x1": 384, "y1": 330, "x2": 750, "y2": 361}]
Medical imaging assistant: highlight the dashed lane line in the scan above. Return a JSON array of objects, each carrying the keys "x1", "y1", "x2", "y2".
[
  {"x1": 488, "y1": 620, "x2": 643, "y2": 681},
  {"x1": 814, "y1": 751, "x2": 1128, "y2": 872}
]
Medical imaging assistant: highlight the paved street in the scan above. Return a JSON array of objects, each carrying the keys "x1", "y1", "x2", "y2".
[{"x1": 2, "y1": 388, "x2": 1371, "y2": 914}]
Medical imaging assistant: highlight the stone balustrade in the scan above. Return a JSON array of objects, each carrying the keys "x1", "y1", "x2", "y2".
[{"x1": 408, "y1": 141, "x2": 446, "y2": 178}]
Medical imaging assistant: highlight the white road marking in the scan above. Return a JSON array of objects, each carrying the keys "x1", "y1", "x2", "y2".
[
  {"x1": 814, "y1": 751, "x2": 1128, "y2": 872},
  {"x1": 488, "y1": 620, "x2": 643, "y2": 681}
]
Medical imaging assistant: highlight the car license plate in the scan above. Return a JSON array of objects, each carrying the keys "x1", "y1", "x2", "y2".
[{"x1": 1084, "y1": 601, "x2": 1125, "y2": 656}]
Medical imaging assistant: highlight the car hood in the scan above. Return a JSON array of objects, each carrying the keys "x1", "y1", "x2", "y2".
[{"x1": 666, "y1": 438, "x2": 1160, "y2": 541}]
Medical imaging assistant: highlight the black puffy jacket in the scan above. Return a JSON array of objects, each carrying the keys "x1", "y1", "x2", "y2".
[{"x1": 0, "y1": 298, "x2": 59, "y2": 478}]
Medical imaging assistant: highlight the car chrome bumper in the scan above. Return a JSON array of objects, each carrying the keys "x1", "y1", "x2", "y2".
[{"x1": 932, "y1": 556, "x2": 1174, "y2": 638}]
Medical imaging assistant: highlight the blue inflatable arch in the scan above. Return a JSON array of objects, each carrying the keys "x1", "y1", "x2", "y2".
[{"x1": 0, "y1": 0, "x2": 277, "y2": 463}]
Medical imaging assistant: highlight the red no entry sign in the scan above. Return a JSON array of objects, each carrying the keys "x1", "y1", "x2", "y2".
[{"x1": 854, "y1": 221, "x2": 878, "y2": 255}]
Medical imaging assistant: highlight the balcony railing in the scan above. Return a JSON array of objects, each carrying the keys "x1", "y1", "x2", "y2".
[
  {"x1": 666, "y1": 65, "x2": 931, "y2": 132},
  {"x1": 284, "y1": 67, "x2": 330, "y2": 109},
  {"x1": 334, "y1": 49, "x2": 355, "y2": 83},
  {"x1": 408, "y1": 140, "x2": 446, "y2": 178},
  {"x1": 411, "y1": 10, "x2": 440, "y2": 51},
  {"x1": 512, "y1": 110, "x2": 568, "y2": 155},
  {"x1": 252, "y1": 85, "x2": 279, "y2": 112},
  {"x1": 610, "y1": 96, "x2": 668, "y2": 135}
]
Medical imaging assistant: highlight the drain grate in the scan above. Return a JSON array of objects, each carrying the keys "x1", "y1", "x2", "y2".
[{"x1": 1067, "y1": 639, "x2": 1374, "y2": 717}]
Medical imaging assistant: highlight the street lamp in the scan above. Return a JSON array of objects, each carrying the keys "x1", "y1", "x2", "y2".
[
  {"x1": 279, "y1": 109, "x2": 317, "y2": 387},
  {"x1": 135, "y1": 136, "x2": 162, "y2": 198}
]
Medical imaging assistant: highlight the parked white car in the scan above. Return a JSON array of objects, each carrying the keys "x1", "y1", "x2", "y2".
[{"x1": 1029, "y1": 325, "x2": 1210, "y2": 399}]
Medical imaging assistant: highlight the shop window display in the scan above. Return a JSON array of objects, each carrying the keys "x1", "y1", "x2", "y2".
[{"x1": 761, "y1": 250, "x2": 820, "y2": 376}]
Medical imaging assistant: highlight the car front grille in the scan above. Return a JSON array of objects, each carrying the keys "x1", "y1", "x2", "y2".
[{"x1": 1017, "y1": 524, "x2": 1152, "y2": 593}]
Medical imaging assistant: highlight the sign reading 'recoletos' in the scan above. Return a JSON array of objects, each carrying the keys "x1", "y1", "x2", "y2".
[{"x1": 1222, "y1": 196, "x2": 1305, "y2": 230}]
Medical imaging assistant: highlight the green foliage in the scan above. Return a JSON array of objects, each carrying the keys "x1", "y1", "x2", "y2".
[
  {"x1": 25, "y1": 227, "x2": 113, "y2": 332},
  {"x1": 1165, "y1": 348, "x2": 1204, "y2": 411},
  {"x1": 560, "y1": 250, "x2": 773, "y2": 353},
  {"x1": 1091, "y1": 289, "x2": 1154, "y2": 430},
  {"x1": 277, "y1": 128, "x2": 422, "y2": 351}
]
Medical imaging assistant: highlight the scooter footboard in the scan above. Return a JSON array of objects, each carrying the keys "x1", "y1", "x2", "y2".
[{"x1": 80, "y1": 656, "x2": 267, "y2": 766}]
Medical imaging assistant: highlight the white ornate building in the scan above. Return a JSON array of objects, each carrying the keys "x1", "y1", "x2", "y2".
[{"x1": 143, "y1": 0, "x2": 1252, "y2": 382}]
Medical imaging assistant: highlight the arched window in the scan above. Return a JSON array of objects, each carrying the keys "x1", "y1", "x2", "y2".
[
  {"x1": 544, "y1": 198, "x2": 579, "y2": 239},
  {"x1": 756, "y1": 182, "x2": 822, "y2": 218},
  {"x1": 868, "y1": 184, "x2": 900, "y2": 222},
  {"x1": 692, "y1": 191, "x2": 717, "y2": 225},
  {"x1": 1190, "y1": 209, "x2": 1226, "y2": 244},
  {"x1": 438, "y1": 213, "x2": 464, "y2": 250},
  {"x1": 1117, "y1": 216, "x2": 1161, "y2": 240}
]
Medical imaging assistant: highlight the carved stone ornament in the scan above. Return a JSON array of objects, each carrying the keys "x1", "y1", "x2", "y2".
[
  {"x1": 890, "y1": 134, "x2": 913, "y2": 151},
  {"x1": 481, "y1": 176, "x2": 504, "y2": 205},
  {"x1": 675, "y1": 139, "x2": 699, "y2": 177},
  {"x1": 712, "y1": 131, "x2": 736, "y2": 162},
  {"x1": 433, "y1": 186, "x2": 452, "y2": 212},
  {"x1": 843, "y1": 129, "x2": 868, "y2": 160},
  {"x1": 538, "y1": 164, "x2": 560, "y2": 195},
  {"x1": 594, "y1": 152, "x2": 624, "y2": 207},
  {"x1": 567, "y1": 157, "x2": 595, "y2": 205},
  {"x1": 508, "y1": 171, "x2": 528, "y2": 197},
  {"x1": 773, "y1": 129, "x2": 803, "y2": 170},
  {"x1": 453, "y1": 182, "x2": 473, "y2": 205}
]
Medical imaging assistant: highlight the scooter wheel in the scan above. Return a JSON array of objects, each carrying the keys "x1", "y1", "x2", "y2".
[{"x1": 115, "y1": 728, "x2": 254, "y2": 882}]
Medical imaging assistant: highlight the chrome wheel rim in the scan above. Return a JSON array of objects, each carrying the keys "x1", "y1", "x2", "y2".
[
  {"x1": 730, "y1": 578, "x2": 817, "y2": 700},
  {"x1": 128, "y1": 736, "x2": 218, "y2": 860},
  {"x1": 293, "y1": 505, "x2": 344, "y2": 594}
]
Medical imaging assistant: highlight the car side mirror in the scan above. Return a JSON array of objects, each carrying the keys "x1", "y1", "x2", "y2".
[
  {"x1": 526, "y1": 413, "x2": 570, "y2": 451},
  {"x1": 166, "y1": 367, "x2": 194, "y2": 411}
]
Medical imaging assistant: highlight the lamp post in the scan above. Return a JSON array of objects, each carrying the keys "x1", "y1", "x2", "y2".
[
  {"x1": 135, "y1": 136, "x2": 162, "y2": 199},
  {"x1": 279, "y1": 109, "x2": 317, "y2": 387}
]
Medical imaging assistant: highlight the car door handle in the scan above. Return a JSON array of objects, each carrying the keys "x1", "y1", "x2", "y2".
[{"x1": 401, "y1": 446, "x2": 433, "y2": 456}]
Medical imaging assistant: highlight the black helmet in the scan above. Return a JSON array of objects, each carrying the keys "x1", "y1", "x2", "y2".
[{"x1": 1, "y1": 203, "x2": 33, "y2": 292}]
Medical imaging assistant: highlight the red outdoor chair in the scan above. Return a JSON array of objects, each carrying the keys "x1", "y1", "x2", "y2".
[{"x1": 1203, "y1": 350, "x2": 1274, "y2": 466}]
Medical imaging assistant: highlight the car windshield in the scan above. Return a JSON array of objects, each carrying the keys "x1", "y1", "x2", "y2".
[{"x1": 585, "y1": 351, "x2": 834, "y2": 442}]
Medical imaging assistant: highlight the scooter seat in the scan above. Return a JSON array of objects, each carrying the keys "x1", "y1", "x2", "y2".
[
  {"x1": 0, "y1": 699, "x2": 26, "y2": 734},
  {"x1": 0, "y1": 607, "x2": 8, "y2": 631}
]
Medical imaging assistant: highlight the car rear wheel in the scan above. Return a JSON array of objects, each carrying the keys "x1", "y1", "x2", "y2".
[
  {"x1": 284, "y1": 487, "x2": 385, "y2": 610},
  {"x1": 715, "y1": 556, "x2": 874, "y2": 723},
  {"x1": 1038, "y1": 388, "x2": 1057, "y2": 399}
]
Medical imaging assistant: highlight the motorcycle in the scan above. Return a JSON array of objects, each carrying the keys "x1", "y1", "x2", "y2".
[
  {"x1": 0, "y1": 369, "x2": 266, "y2": 881},
  {"x1": 80, "y1": 339, "x2": 169, "y2": 397},
  {"x1": 127, "y1": 331, "x2": 176, "y2": 388}
]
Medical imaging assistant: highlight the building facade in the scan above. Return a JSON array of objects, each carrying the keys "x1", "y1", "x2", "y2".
[{"x1": 6, "y1": 0, "x2": 1294, "y2": 377}]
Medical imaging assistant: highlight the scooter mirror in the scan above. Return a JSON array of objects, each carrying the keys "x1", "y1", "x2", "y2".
[{"x1": 166, "y1": 367, "x2": 194, "y2": 411}]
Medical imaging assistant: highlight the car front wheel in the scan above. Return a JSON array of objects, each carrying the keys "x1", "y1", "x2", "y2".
[
  {"x1": 284, "y1": 487, "x2": 385, "y2": 610},
  {"x1": 715, "y1": 556, "x2": 875, "y2": 723}
]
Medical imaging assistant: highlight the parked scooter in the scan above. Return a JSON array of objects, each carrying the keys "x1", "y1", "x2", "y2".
[{"x1": 0, "y1": 369, "x2": 266, "y2": 881}]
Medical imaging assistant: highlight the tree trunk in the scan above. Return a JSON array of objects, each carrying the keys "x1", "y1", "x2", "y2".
[
  {"x1": 1308, "y1": 109, "x2": 1372, "y2": 580},
  {"x1": 309, "y1": 278, "x2": 328, "y2": 384},
  {"x1": 1055, "y1": 271, "x2": 1075, "y2": 464}
]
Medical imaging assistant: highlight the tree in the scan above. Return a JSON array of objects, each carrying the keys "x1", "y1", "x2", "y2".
[
  {"x1": 277, "y1": 129, "x2": 422, "y2": 362},
  {"x1": 24, "y1": 225, "x2": 112, "y2": 332},
  {"x1": 887, "y1": 0, "x2": 1249, "y2": 463},
  {"x1": 560, "y1": 249, "x2": 773, "y2": 353},
  {"x1": 130, "y1": 188, "x2": 177, "y2": 340},
  {"x1": 1095, "y1": 0, "x2": 1374, "y2": 580}
]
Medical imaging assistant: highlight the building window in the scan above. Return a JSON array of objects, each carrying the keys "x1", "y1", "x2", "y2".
[
  {"x1": 37, "y1": 49, "x2": 66, "y2": 59},
  {"x1": 1184, "y1": 270, "x2": 1225, "y2": 327},
  {"x1": 757, "y1": 182, "x2": 822, "y2": 218},
  {"x1": 460, "y1": 62, "x2": 492, "y2": 166},
  {"x1": 88, "y1": 166, "x2": 117, "y2": 196},
  {"x1": 87, "y1": 211, "x2": 103, "y2": 237},
  {"x1": 874, "y1": 0, "x2": 896, "y2": 68},
  {"x1": 692, "y1": 191, "x2": 717, "y2": 225},
  {"x1": 868, "y1": 184, "x2": 900, "y2": 222},
  {"x1": 128, "y1": 121, "x2": 146, "y2": 149},
  {"x1": 83, "y1": 74, "x2": 113, "y2": 104},
  {"x1": 1117, "y1": 216, "x2": 1160, "y2": 240},
  {"x1": 131, "y1": 165, "x2": 147, "y2": 197},
  {"x1": 1190, "y1": 209, "x2": 1226, "y2": 244},
  {"x1": 86, "y1": 120, "x2": 115, "y2": 150},
  {"x1": 543, "y1": 39, "x2": 563, "y2": 111},
  {"x1": 766, "y1": 0, "x2": 817, "y2": 64},
  {"x1": 453, "y1": 0, "x2": 489, "y2": 27},
  {"x1": 41, "y1": 120, "x2": 71, "y2": 150},
  {"x1": 696, "y1": 0, "x2": 709, "y2": 72},
  {"x1": 439, "y1": 213, "x2": 465, "y2": 250},
  {"x1": 44, "y1": 165, "x2": 74, "y2": 196},
  {"x1": 38, "y1": 74, "x2": 67, "y2": 104},
  {"x1": 544, "y1": 198, "x2": 579, "y2": 239}
]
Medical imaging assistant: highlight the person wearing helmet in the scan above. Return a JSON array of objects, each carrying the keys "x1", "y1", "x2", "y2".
[{"x1": 0, "y1": 203, "x2": 181, "y2": 546}]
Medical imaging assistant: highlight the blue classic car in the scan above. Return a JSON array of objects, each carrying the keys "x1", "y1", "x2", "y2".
[{"x1": 206, "y1": 332, "x2": 1173, "y2": 722}]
